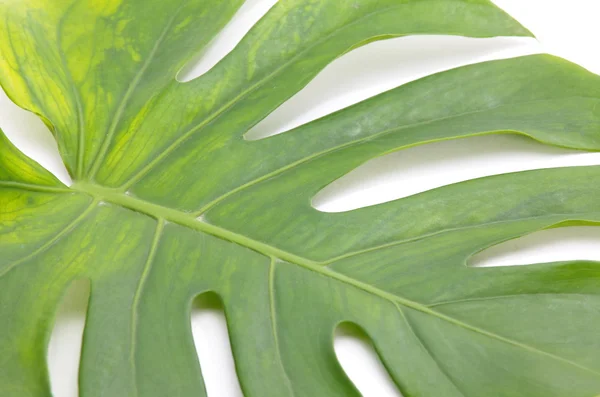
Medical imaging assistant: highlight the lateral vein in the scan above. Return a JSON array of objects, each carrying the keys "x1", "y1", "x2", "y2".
[
  {"x1": 0, "y1": 200, "x2": 97, "y2": 279},
  {"x1": 88, "y1": 5, "x2": 184, "y2": 178},
  {"x1": 130, "y1": 218, "x2": 165, "y2": 396},
  {"x1": 118, "y1": 5, "x2": 407, "y2": 191},
  {"x1": 396, "y1": 304, "x2": 468, "y2": 397},
  {"x1": 268, "y1": 258, "x2": 296, "y2": 396}
]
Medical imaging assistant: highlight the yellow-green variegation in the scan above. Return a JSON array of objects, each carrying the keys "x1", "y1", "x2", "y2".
[{"x1": 1, "y1": 1, "x2": 600, "y2": 396}]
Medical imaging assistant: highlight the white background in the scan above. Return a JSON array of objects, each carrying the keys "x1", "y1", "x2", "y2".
[{"x1": 1, "y1": 1, "x2": 600, "y2": 396}]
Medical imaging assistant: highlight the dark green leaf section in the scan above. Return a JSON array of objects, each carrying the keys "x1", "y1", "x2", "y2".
[
  {"x1": 1, "y1": 1, "x2": 600, "y2": 397},
  {"x1": 207, "y1": 164, "x2": 600, "y2": 261},
  {"x1": 136, "y1": 55, "x2": 600, "y2": 212},
  {"x1": 134, "y1": 224, "x2": 293, "y2": 397}
]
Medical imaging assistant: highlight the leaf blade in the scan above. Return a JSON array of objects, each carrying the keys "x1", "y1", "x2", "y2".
[{"x1": 1, "y1": 1, "x2": 600, "y2": 396}]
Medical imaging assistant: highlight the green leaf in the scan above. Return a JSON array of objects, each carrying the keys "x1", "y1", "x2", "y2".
[{"x1": 1, "y1": 1, "x2": 599, "y2": 396}]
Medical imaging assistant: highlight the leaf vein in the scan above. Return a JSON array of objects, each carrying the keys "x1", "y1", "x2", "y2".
[
  {"x1": 0, "y1": 182, "x2": 70, "y2": 193},
  {"x1": 118, "y1": 4, "x2": 410, "y2": 191},
  {"x1": 88, "y1": 5, "x2": 184, "y2": 178},
  {"x1": 71, "y1": 184, "x2": 600, "y2": 379},
  {"x1": 268, "y1": 258, "x2": 296, "y2": 397},
  {"x1": 428, "y1": 292, "x2": 600, "y2": 308},
  {"x1": 130, "y1": 218, "x2": 165, "y2": 396},
  {"x1": 56, "y1": 0, "x2": 87, "y2": 179},
  {"x1": 396, "y1": 304, "x2": 468, "y2": 397},
  {"x1": 193, "y1": 95, "x2": 599, "y2": 216},
  {"x1": 0, "y1": 200, "x2": 97, "y2": 279}
]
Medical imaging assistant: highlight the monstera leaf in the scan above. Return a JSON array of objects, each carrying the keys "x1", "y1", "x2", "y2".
[{"x1": 2, "y1": 0, "x2": 600, "y2": 396}]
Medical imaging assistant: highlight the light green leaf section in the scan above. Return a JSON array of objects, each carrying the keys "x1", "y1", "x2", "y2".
[
  {"x1": 1, "y1": 0, "x2": 599, "y2": 396},
  {"x1": 0, "y1": 0, "x2": 246, "y2": 178}
]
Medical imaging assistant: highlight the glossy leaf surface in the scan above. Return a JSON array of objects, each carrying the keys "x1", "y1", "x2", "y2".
[{"x1": 1, "y1": 1, "x2": 600, "y2": 396}]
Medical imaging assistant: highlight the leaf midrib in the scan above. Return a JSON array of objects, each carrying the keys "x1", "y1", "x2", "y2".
[{"x1": 65, "y1": 181, "x2": 600, "y2": 378}]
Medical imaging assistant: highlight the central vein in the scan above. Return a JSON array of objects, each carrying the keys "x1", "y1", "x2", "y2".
[
  {"x1": 67, "y1": 182, "x2": 600, "y2": 377},
  {"x1": 71, "y1": 182, "x2": 320, "y2": 267},
  {"x1": 69, "y1": 182, "x2": 428, "y2": 312}
]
